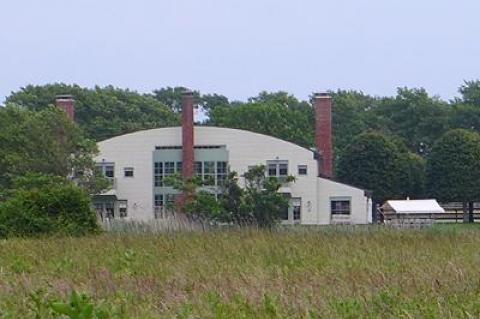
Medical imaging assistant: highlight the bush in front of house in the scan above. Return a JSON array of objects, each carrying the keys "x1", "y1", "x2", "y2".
[{"x1": 0, "y1": 174, "x2": 99, "y2": 238}]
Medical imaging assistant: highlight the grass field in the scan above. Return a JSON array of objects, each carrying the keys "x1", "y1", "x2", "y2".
[{"x1": 1, "y1": 225, "x2": 480, "y2": 318}]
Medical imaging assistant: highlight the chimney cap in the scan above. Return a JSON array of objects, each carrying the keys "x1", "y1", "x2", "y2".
[
  {"x1": 182, "y1": 89, "x2": 194, "y2": 96},
  {"x1": 314, "y1": 92, "x2": 331, "y2": 99},
  {"x1": 55, "y1": 94, "x2": 74, "y2": 100}
]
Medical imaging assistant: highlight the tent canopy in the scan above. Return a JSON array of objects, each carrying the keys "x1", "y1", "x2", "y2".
[{"x1": 381, "y1": 199, "x2": 445, "y2": 214}]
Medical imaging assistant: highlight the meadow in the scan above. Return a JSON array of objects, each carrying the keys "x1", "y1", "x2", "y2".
[{"x1": 1, "y1": 225, "x2": 480, "y2": 318}]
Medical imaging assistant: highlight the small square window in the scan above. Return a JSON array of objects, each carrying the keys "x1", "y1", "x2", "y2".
[
  {"x1": 124, "y1": 167, "x2": 134, "y2": 177},
  {"x1": 298, "y1": 165, "x2": 307, "y2": 175}
]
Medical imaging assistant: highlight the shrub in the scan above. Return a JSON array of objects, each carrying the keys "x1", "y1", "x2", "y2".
[{"x1": 0, "y1": 175, "x2": 98, "y2": 237}]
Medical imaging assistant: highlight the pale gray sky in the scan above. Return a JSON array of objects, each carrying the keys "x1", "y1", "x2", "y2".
[{"x1": 1, "y1": 0, "x2": 479, "y2": 103}]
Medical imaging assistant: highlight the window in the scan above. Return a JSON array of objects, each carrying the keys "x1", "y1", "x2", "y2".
[
  {"x1": 96, "y1": 163, "x2": 115, "y2": 179},
  {"x1": 279, "y1": 163, "x2": 288, "y2": 176},
  {"x1": 154, "y1": 194, "x2": 164, "y2": 207},
  {"x1": 176, "y1": 162, "x2": 182, "y2": 175},
  {"x1": 166, "y1": 194, "x2": 176, "y2": 208},
  {"x1": 268, "y1": 164, "x2": 277, "y2": 177},
  {"x1": 298, "y1": 165, "x2": 307, "y2": 176},
  {"x1": 267, "y1": 160, "x2": 288, "y2": 180},
  {"x1": 118, "y1": 201, "x2": 127, "y2": 218},
  {"x1": 204, "y1": 161, "x2": 215, "y2": 186},
  {"x1": 154, "y1": 162, "x2": 163, "y2": 187},
  {"x1": 293, "y1": 199, "x2": 301, "y2": 221},
  {"x1": 104, "y1": 202, "x2": 114, "y2": 219},
  {"x1": 195, "y1": 161, "x2": 203, "y2": 177},
  {"x1": 105, "y1": 165, "x2": 114, "y2": 178},
  {"x1": 331, "y1": 199, "x2": 351, "y2": 215},
  {"x1": 154, "y1": 194, "x2": 164, "y2": 219},
  {"x1": 124, "y1": 167, "x2": 134, "y2": 177},
  {"x1": 164, "y1": 162, "x2": 175, "y2": 185},
  {"x1": 217, "y1": 161, "x2": 227, "y2": 186}
]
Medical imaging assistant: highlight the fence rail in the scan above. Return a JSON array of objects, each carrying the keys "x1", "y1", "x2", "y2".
[{"x1": 381, "y1": 212, "x2": 480, "y2": 225}]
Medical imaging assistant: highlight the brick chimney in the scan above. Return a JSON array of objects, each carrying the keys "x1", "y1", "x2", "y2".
[
  {"x1": 314, "y1": 93, "x2": 333, "y2": 178},
  {"x1": 181, "y1": 90, "x2": 194, "y2": 180},
  {"x1": 55, "y1": 95, "x2": 75, "y2": 121}
]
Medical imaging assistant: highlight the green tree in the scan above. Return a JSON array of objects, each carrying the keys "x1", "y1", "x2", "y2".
[
  {"x1": 242, "y1": 165, "x2": 292, "y2": 228},
  {"x1": 458, "y1": 80, "x2": 480, "y2": 106},
  {"x1": 373, "y1": 88, "x2": 451, "y2": 155},
  {"x1": 405, "y1": 153, "x2": 426, "y2": 199},
  {"x1": 0, "y1": 174, "x2": 99, "y2": 237},
  {"x1": 426, "y1": 129, "x2": 480, "y2": 222},
  {"x1": 337, "y1": 131, "x2": 416, "y2": 203},
  {"x1": 329, "y1": 90, "x2": 379, "y2": 161},
  {"x1": 0, "y1": 105, "x2": 106, "y2": 197},
  {"x1": 208, "y1": 92, "x2": 314, "y2": 148},
  {"x1": 151, "y1": 86, "x2": 200, "y2": 113},
  {"x1": 151, "y1": 86, "x2": 229, "y2": 115},
  {"x1": 166, "y1": 166, "x2": 292, "y2": 228},
  {"x1": 6, "y1": 84, "x2": 178, "y2": 141}
]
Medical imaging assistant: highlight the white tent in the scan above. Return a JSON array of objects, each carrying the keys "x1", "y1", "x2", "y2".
[{"x1": 381, "y1": 199, "x2": 445, "y2": 214}]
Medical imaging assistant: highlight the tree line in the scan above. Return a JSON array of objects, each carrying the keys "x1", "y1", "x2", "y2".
[{"x1": 2, "y1": 81, "x2": 480, "y2": 235}]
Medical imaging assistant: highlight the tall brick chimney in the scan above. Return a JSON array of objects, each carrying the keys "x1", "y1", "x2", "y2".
[
  {"x1": 181, "y1": 90, "x2": 194, "y2": 180},
  {"x1": 314, "y1": 93, "x2": 333, "y2": 178},
  {"x1": 55, "y1": 95, "x2": 75, "y2": 121}
]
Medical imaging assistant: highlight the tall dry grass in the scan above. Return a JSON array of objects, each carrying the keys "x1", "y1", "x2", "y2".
[{"x1": 1, "y1": 224, "x2": 480, "y2": 318}]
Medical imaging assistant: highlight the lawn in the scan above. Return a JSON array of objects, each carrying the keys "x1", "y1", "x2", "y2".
[{"x1": 1, "y1": 225, "x2": 480, "y2": 318}]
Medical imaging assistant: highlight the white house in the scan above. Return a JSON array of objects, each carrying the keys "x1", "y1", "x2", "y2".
[{"x1": 56, "y1": 92, "x2": 373, "y2": 225}]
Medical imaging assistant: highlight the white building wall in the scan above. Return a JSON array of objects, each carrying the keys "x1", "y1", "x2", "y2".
[
  {"x1": 316, "y1": 178, "x2": 372, "y2": 224},
  {"x1": 95, "y1": 126, "x2": 371, "y2": 224}
]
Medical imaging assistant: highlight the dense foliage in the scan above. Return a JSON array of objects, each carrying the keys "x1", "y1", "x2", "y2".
[
  {"x1": 426, "y1": 129, "x2": 480, "y2": 203},
  {"x1": 6, "y1": 84, "x2": 179, "y2": 141},
  {"x1": 208, "y1": 91, "x2": 314, "y2": 148},
  {"x1": 0, "y1": 105, "x2": 107, "y2": 197},
  {"x1": 170, "y1": 166, "x2": 291, "y2": 228},
  {"x1": 336, "y1": 131, "x2": 423, "y2": 202},
  {"x1": 0, "y1": 174, "x2": 99, "y2": 238}
]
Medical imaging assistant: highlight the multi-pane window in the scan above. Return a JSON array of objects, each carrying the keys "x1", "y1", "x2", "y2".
[
  {"x1": 118, "y1": 201, "x2": 128, "y2": 217},
  {"x1": 154, "y1": 194, "x2": 164, "y2": 219},
  {"x1": 331, "y1": 200, "x2": 351, "y2": 215},
  {"x1": 164, "y1": 162, "x2": 175, "y2": 185},
  {"x1": 154, "y1": 194, "x2": 164, "y2": 207},
  {"x1": 166, "y1": 194, "x2": 176, "y2": 208},
  {"x1": 105, "y1": 165, "x2": 114, "y2": 178},
  {"x1": 154, "y1": 162, "x2": 163, "y2": 186},
  {"x1": 104, "y1": 202, "x2": 114, "y2": 219},
  {"x1": 298, "y1": 165, "x2": 307, "y2": 176},
  {"x1": 204, "y1": 161, "x2": 215, "y2": 186},
  {"x1": 267, "y1": 161, "x2": 288, "y2": 180},
  {"x1": 124, "y1": 167, "x2": 134, "y2": 177},
  {"x1": 268, "y1": 164, "x2": 277, "y2": 177},
  {"x1": 293, "y1": 203, "x2": 301, "y2": 221},
  {"x1": 96, "y1": 163, "x2": 115, "y2": 179},
  {"x1": 279, "y1": 163, "x2": 288, "y2": 176},
  {"x1": 195, "y1": 162, "x2": 203, "y2": 178},
  {"x1": 217, "y1": 161, "x2": 227, "y2": 186},
  {"x1": 176, "y1": 162, "x2": 182, "y2": 175},
  {"x1": 155, "y1": 161, "x2": 228, "y2": 187}
]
